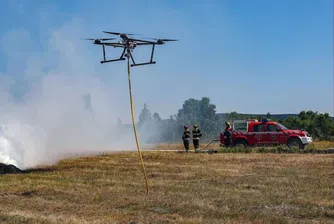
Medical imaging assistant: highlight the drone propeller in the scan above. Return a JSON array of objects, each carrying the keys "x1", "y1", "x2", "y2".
[
  {"x1": 145, "y1": 38, "x2": 178, "y2": 42},
  {"x1": 158, "y1": 38, "x2": 178, "y2": 41},
  {"x1": 103, "y1": 31, "x2": 140, "y2": 36},
  {"x1": 82, "y1": 38, "x2": 116, "y2": 41}
]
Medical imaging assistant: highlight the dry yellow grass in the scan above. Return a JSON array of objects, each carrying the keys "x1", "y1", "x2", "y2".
[
  {"x1": 307, "y1": 141, "x2": 334, "y2": 149},
  {"x1": 0, "y1": 149, "x2": 333, "y2": 223},
  {"x1": 146, "y1": 140, "x2": 334, "y2": 152},
  {"x1": 143, "y1": 142, "x2": 220, "y2": 151}
]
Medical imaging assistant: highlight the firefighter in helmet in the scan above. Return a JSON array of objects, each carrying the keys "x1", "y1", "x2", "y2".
[
  {"x1": 192, "y1": 124, "x2": 202, "y2": 151},
  {"x1": 223, "y1": 121, "x2": 232, "y2": 147},
  {"x1": 182, "y1": 125, "x2": 191, "y2": 152}
]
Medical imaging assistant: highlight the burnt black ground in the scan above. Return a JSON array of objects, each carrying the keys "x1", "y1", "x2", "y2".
[
  {"x1": 0, "y1": 163, "x2": 23, "y2": 174},
  {"x1": 0, "y1": 163, "x2": 58, "y2": 174}
]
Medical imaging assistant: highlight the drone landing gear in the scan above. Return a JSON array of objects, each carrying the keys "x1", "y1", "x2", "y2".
[
  {"x1": 101, "y1": 58, "x2": 126, "y2": 64},
  {"x1": 100, "y1": 46, "x2": 126, "y2": 64},
  {"x1": 100, "y1": 43, "x2": 157, "y2": 67},
  {"x1": 130, "y1": 44, "x2": 156, "y2": 67},
  {"x1": 131, "y1": 61, "x2": 156, "y2": 67}
]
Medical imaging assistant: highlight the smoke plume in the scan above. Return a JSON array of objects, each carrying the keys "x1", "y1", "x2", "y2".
[{"x1": 0, "y1": 19, "x2": 158, "y2": 170}]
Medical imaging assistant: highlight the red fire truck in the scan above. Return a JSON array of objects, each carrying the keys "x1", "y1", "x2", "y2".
[{"x1": 219, "y1": 119, "x2": 312, "y2": 149}]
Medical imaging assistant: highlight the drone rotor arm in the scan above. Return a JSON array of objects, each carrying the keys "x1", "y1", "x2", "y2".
[
  {"x1": 126, "y1": 38, "x2": 156, "y2": 44},
  {"x1": 102, "y1": 42, "x2": 125, "y2": 47},
  {"x1": 135, "y1": 42, "x2": 156, "y2": 46}
]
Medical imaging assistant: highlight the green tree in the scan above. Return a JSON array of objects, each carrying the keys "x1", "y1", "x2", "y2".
[
  {"x1": 281, "y1": 110, "x2": 334, "y2": 140},
  {"x1": 266, "y1": 112, "x2": 271, "y2": 118},
  {"x1": 177, "y1": 97, "x2": 217, "y2": 123},
  {"x1": 153, "y1": 112, "x2": 162, "y2": 121},
  {"x1": 228, "y1": 111, "x2": 239, "y2": 121},
  {"x1": 176, "y1": 97, "x2": 221, "y2": 140},
  {"x1": 139, "y1": 103, "x2": 151, "y2": 123},
  {"x1": 298, "y1": 111, "x2": 307, "y2": 120}
]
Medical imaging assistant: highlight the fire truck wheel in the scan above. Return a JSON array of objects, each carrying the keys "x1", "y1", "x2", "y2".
[
  {"x1": 234, "y1": 139, "x2": 248, "y2": 147},
  {"x1": 287, "y1": 138, "x2": 303, "y2": 149}
]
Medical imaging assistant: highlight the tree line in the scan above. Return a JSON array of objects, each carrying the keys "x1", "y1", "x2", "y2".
[{"x1": 126, "y1": 97, "x2": 334, "y2": 143}]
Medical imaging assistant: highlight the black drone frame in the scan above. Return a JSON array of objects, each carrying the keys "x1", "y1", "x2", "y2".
[
  {"x1": 100, "y1": 42, "x2": 157, "y2": 67},
  {"x1": 84, "y1": 31, "x2": 177, "y2": 67}
]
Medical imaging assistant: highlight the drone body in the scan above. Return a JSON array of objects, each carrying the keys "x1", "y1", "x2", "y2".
[{"x1": 84, "y1": 31, "x2": 177, "y2": 66}]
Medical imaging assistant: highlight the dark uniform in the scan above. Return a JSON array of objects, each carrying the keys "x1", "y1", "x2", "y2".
[
  {"x1": 182, "y1": 125, "x2": 191, "y2": 152},
  {"x1": 192, "y1": 124, "x2": 202, "y2": 151},
  {"x1": 223, "y1": 122, "x2": 232, "y2": 147}
]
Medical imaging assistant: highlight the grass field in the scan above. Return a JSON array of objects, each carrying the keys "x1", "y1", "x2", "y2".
[
  {"x1": 307, "y1": 141, "x2": 334, "y2": 150},
  {"x1": 148, "y1": 140, "x2": 334, "y2": 152},
  {"x1": 0, "y1": 142, "x2": 333, "y2": 223}
]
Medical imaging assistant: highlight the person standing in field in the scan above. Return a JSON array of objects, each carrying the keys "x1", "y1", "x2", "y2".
[
  {"x1": 192, "y1": 124, "x2": 202, "y2": 152},
  {"x1": 182, "y1": 125, "x2": 191, "y2": 152},
  {"x1": 223, "y1": 121, "x2": 232, "y2": 147}
]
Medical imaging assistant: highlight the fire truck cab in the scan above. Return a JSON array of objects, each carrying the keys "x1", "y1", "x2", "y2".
[{"x1": 220, "y1": 119, "x2": 312, "y2": 149}]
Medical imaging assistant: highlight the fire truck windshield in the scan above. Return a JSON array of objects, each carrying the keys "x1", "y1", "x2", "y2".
[{"x1": 277, "y1": 123, "x2": 288, "y2": 130}]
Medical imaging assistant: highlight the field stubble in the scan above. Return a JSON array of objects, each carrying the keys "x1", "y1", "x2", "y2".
[
  {"x1": 0, "y1": 142, "x2": 333, "y2": 224},
  {"x1": 147, "y1": 140, "x2": 334, "y2": 152}
]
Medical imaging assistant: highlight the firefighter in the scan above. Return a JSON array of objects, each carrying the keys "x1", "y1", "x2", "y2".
[
  {"x1": 182, "y1": 125, "x2": 191, "y2": 152},
  {"x1": 192, "y1": 124, "x2": 202, "y2": 151},
  {"x1": 223, "y1": 121, "x2": 232, "y2": 147}
]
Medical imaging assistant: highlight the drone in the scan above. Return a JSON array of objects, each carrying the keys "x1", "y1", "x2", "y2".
[{"x1": 83, "y1": 31, "x2": 177, "y2": 67}]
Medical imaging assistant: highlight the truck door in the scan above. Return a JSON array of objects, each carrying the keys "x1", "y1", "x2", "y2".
[
  {"x1": 249, "y1": 123, "x2": 265, "y2": 145},
  {"x1": 266, "y1": 123, "x2": 285, "y2": 145}
]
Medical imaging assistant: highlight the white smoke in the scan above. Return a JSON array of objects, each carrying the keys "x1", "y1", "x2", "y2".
[
  {"x1": 0, "y1": 124, "x2": 23, "y2": 167},
  {"x1": 0, "y1": 18, "x2": 160, "y2": 170}
]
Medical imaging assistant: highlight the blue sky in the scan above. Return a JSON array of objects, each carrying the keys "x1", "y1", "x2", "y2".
[{"x1": 0, "y1": 0, "x2": 333, "y2": 122}]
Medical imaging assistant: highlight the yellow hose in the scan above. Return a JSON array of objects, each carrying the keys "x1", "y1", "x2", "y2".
[{"x1": 127, "y1": 57, "x2": 149, "y2": 194}]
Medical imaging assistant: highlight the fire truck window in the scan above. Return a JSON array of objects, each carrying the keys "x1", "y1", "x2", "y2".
[
  {"x1": 234, "y1": 123, "x2": 247, "y2": 131},
  {"x1": 253, "y1": 124, "x2": 264, "y2": 132},
  {"x1": 266, "y1": 124, "x2": 278, "y2": 132}
]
